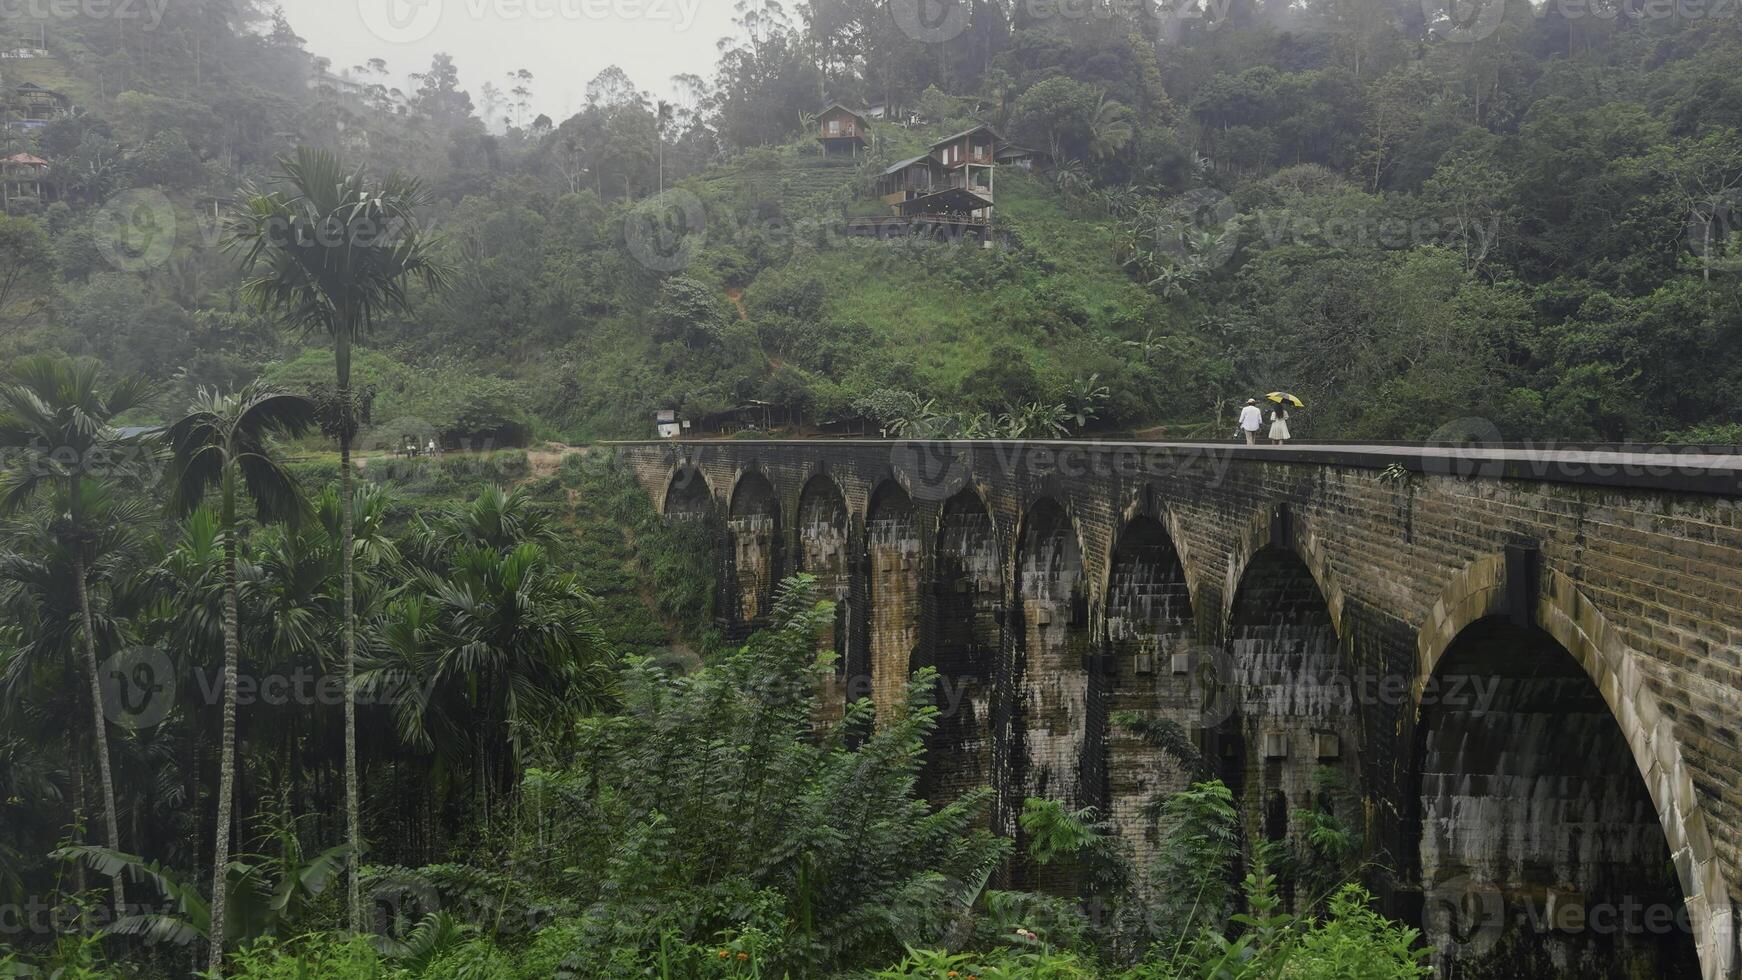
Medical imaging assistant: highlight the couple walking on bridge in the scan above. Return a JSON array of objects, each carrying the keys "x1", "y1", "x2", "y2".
[{"x1": 1239, "y1": 396, "x2": 1292, "y2": 445}]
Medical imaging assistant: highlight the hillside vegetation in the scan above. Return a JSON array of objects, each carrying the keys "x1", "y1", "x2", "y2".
[
  {"x1": 3, "y1": 2, "x2": 1736, "y2": 974},
  {"x1": 0, "y1": 0, "x2": 1739, "y2": 442}
]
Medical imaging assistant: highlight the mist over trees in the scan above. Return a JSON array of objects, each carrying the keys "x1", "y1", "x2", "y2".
[
  {"x1": 2, "y1": 0, "x2": 1741, "y2": 438},
  {"x1": 0, "y1": 0, "x2": 1736, "y2": 975}
]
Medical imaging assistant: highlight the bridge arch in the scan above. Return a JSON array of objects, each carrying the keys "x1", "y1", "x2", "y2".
[
  {"x1": 925, "y1": 485, "x2": 1002, "y2": 805},
  {"x1": 1222, "y1": 503, "x2": 1346, "y2": 636},
  {"x1": 795, "y1": 473, "x2": 850, "y2": 594},
  {"x1": 1413, "y1": 556, "x2": 1735, "y2": 980},
  {"x1": 661, "y1": 464, "x2": 715, "y2": 518},
  {"x1": 1109, "y1": 484, "x2": 1203, "y2": 603},
  {"x1": 865, "y1": 480, "x2": 920, "y2": 725},
  {"x1": 726, "y1": 469, "x2": 780, "y2": 624},
  {"x1": 1222, "y1": 512, "x2": 1359, "y2": 874},
  {"x1": 1012, "y1": 496, "x2": 1093, "y2": 864},
  {"x1": 1100, "y1": 512, "x2": 1196, "y2": 864},
  {"x1": 796, "y1": 473, "x2": 852, "y2": 724}
]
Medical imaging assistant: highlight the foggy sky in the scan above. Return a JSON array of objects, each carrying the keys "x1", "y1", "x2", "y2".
[{"x1": 286, "y1": 0, "x2": 742, "y2": 125}]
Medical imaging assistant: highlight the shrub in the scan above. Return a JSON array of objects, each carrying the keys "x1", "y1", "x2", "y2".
[
  {"x1": 872, "y1": 946, "x2": 1098, "y2": 979},
  {"x1": 421, "y1": 939, "x2": 516, "y2": 980},
  {"x1": 226, "y1": 935, "x2": 396, "y2": 979},
  {"x1": 507, "y1": 576, "x2": 1010, "y2": 974}
]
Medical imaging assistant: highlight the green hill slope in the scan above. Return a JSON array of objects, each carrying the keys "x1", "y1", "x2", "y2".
[{"x1": 497, "y1": 129, "x2": 1207, "y2": 442}]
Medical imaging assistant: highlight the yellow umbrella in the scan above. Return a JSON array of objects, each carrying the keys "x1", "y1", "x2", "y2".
[{"x1": 1266, "y1": 392, "x2": 1304, "y2": 408}]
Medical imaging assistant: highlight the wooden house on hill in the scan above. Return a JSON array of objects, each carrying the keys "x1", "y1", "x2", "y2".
[
  {"x1": 816, "y1": 103, "x2": 869, "y2": 156},
  {"x1": 996, "y1": 143, "x2": 1049, "y2": 171},
  {"x1": 870, "y1": 125, "x2": 1001, "y2": 231},
  {"x1": 866, "y1": 102, "x2": 925, "y2": 127},
  {"x1": 6, "y1": 82, "x2": 70, "y2": 130}
]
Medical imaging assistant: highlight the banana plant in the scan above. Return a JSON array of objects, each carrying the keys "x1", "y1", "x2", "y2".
[{"x1": 52, "y1": 836, "x2": 353, "y2": 949}]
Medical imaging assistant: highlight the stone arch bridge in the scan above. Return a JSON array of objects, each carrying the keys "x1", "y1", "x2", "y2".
[{"x1": 614, "y1": 438, "x2": 1742, "y2": 979}]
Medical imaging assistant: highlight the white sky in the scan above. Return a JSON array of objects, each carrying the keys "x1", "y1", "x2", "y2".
[{"x1": 284, "y1": 0, "x2": 744, "y2": 124}]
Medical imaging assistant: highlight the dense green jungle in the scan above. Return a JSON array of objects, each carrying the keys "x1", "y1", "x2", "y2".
[{"x1": 0, "y1": 0, "x2": 1737, "y2": 974}]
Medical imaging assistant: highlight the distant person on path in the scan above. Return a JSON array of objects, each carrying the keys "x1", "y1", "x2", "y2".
[
  {"x1": 1269, "y1": 406, "x2": 1292, "y2": 445},
  {"x1": 1239, "y1": 399, "x2": 1264, "y2": 445}
]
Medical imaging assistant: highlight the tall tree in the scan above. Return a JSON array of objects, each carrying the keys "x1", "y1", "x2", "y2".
[
  {"x1": 163, "y1": 383, "x2": 315, "y2": 975},
  {"x1": 0, "y1": 355, "x2": 155, "y2": 909},
  {"x1": 0, "y1": 215, "x2": 55, "y2": 336},
  {"x1": 226, "y1": 149, "x2": 448, "y2": 931},
  {"x1": 410, "y1": 53, "x2": 475, "y2": 126}
]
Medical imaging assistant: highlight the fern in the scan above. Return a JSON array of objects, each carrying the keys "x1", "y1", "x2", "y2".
[{"x1": 508, "y1": 574, "x2": 1009, "y2": 975}]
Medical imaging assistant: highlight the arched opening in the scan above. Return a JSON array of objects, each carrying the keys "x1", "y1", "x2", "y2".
[
  {"x1": 1415, "y1": 618, "x2": 1699, "y2": 978},
  {"x1": 727, "y1": 471, "x2": 779, "y2": 625},
  {"x1": 1014, "y1": 498, "x2": 1091, "y2": 890},
  {"x1": 798, "y1": 475, "x2": 851, "y2": 727},
  {"x1": 1102, "y1": 516, "x2": 1194, "y2": 865},
  {"x1": 866, "y1": 483, "x2": 919, "y2": 726},
  {"x1": 796, "y1": 476, "x2": 849, "y2": 594},
  {"x1": 924, "y1": 488, "x2": 1000, "y2": 806},
  {"x1": 1225, "y1": 546, "x2": 1358, "y2": 893},
  {"x1": 663, "y1": 467, "x2": 712, "y2": 518}
]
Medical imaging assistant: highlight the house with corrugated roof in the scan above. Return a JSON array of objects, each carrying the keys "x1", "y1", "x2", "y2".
[{"x1": 870, "y1": 125, "x2": 1001, "y2": 228}]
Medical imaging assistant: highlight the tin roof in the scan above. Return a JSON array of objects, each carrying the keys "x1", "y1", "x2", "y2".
[
  {"x1": 817, "y1": 102, "x2": 869, "y2": 122},
  {"x1": 883, "y1": 153, "x2": 935, "y2": 175},
  {"x1": 929, "y1": 124, "x2": 1000, "y2": 149}
]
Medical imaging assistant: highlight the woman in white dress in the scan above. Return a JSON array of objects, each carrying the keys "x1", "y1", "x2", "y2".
[{"x1": 1268, "y1": 407, "x2": 1291, "y2": 444}]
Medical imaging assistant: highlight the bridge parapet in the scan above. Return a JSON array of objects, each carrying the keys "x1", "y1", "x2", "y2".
[{"x1": 612, "y1": 438, "x2": 1742, "y2": 979}]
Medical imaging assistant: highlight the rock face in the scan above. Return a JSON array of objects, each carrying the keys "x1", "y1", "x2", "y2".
[{"x1": 620, "y1": 440, "x2": 1741, "y2": 980}]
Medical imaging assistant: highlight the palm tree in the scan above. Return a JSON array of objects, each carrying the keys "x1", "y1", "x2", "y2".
[
  {"x1": 0, "y1": 355, "x2": 155, "y2": 908},
  {"x1": 1088, "y1": 92, "x2": 1135, "y2": 161},
  {"x1": 226, "y1": 148, "x2": 448, "y2": 928},
  {"x1": 409, "y1": 485, "x2": 552, "y2": 565},
  {"x1": 362, "y1": 539, "x2": 611, "y2": 827},
  {"x1": 164, "y1": 383, "x2": 315, "y2": 974},
  {"x1": 0, "y1": 486, "x2": 151, "y2": 905}
]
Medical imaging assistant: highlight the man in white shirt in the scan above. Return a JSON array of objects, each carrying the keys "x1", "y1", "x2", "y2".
[{"x1": 1238, "y1": 399, "x2": 1263, "y2": 445}]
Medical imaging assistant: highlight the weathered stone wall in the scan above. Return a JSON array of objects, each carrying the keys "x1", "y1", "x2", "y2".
[
  {"x1": 1014, "y1": 499, "x2": 1092, "y2": 815},
  {"x1": 621, "y1": 440, "x2": 1742, "y2": 979},
  {"x1": 1103, "y1": 517, "x2": 1197, "y2": 876},
  {"x1": 1418, "y1": 619, "x2": 1698, "y2": 978},
  {"x1": 925, "y1": 489, "x2": 1002, "y2": 806},
  {"x1": 727, "y1": 471, "x2": 779, "y2": 627},
  {"x1": 797, "y1": 475, "x2": 852, "y2": 727},
  {"x1": 1225, "y1": 544, "x2": 1362, "y2": 899}
]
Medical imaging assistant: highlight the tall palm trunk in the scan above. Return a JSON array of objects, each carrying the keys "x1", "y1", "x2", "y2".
[
  {"x1": 71, "y1": 548, "x2": 125, "y2": 909},
  {"x1": 208, "y1": 477, "x2": 241, "y2": 975},
  {"x1": 68, "y1": 729, "x2": 87, "y2": 899},
  {"x1": 338, "y1": 338, "x2": 362, "y2": 933}
]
